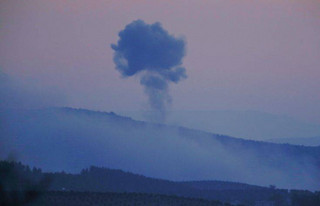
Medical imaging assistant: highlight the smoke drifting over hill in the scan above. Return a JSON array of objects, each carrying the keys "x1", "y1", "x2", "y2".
[
  {"x1": 1, "y1": 72, "x2": 319, "y2": 191},
  {"x1": 111, "y1": 20, "x2": 187, "y2": 121},
  {"x1": 1, "y1": 106, "x2": 319, "y2": 191}
]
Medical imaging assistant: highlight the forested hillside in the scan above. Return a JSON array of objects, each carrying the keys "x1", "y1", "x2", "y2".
[
  {"x1": 27, "y1": 192, "x2": 229, "y2": 206},
  {"x1": 1, "y1": 161, "x2": 319, "y2": 206}
]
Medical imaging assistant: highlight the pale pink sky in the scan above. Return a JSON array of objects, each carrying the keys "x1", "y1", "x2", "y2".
[{"x1": 1, "y1": 0, "x2": 320, "y2": 123}]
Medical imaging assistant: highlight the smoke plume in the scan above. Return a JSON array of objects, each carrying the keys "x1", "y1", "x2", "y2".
[{"x1": 111, "y1": 20, "x2": 187, "y2": 121}]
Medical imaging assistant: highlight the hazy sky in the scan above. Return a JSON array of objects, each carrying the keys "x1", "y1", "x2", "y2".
[{"x1": 1, "y1": 0, "x2": 320, "y2": 123}]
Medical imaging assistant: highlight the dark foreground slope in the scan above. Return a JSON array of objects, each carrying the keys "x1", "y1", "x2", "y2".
[
  {"x1": 1, "y1": 108, "x2": 320, "y2": 190},
  {"x1": 3, "y1": 161, "x2": 320, "y2": 206},
  {"x1": 47, "y1": 166, "x2": 279, "y2": 203},
  {"x1": 29, "y1": 192, "x2": 228, "y2": 206}
]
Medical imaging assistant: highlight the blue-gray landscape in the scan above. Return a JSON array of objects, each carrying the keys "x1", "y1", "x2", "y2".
[{"x1": 1, "y1": 1, "x2": 320, "y2": 205}]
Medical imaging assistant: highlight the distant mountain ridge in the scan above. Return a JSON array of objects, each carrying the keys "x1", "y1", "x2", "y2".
[
  {"x1": 1, "y1": 107, "x2": 320, "y2": 190},
  {"x1": 119, "y1": 110, "x2": 320, "y2": 140},
  {"x1": 266, "y1": 136, "x2": 320, "y2": 147}
]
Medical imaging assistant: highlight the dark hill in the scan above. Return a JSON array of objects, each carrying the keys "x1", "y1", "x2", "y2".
[{"x1": 0, "y1": 161, "x2": 295, "y2": 205}]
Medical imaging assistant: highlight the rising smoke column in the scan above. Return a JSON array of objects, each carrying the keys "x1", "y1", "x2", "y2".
[{"x1": 111, "y1": 20, "x2": 187, "y2": 122}]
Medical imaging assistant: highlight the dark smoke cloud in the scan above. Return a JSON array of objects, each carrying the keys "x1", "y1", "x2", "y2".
[{"x1": 111, "y1": 20, "x2": 187, "y2": 121}]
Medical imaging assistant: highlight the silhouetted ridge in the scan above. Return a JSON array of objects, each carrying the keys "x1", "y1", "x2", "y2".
[
  {"x1": 59, "y1": 107, "x2": 134, "y2": 122},
  {"x1": 181, "y1": 181, "x2": 266, "y2": 191},
  {"x1": 2, "y1": 161, "x2": 320, "y2": 206}
]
